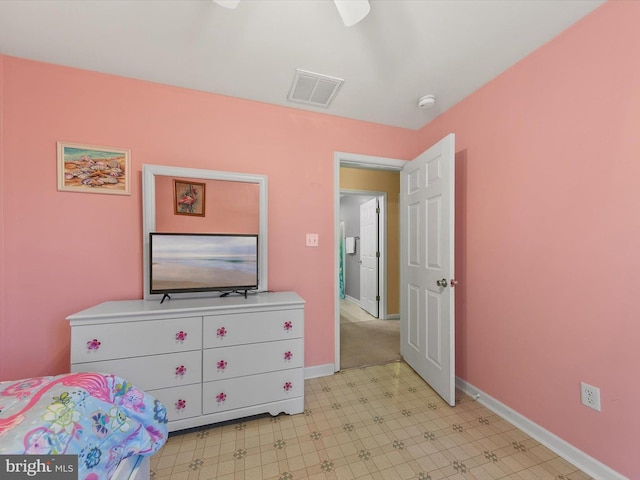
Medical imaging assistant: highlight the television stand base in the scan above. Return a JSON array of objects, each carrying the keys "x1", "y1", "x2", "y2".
[
  {"x1": 160, "y1": 293, "x2": 171, "y2": 304},
  {"x1": 220, "y1": 289, "x2": 248, "y2": 299}
]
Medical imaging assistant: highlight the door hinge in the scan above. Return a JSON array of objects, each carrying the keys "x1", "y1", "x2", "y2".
[
  {"x1": 376, "y1": 295, "x2": 380, "y2": 301},
  {"x1": 376, "y1": 207, "x2": 380, "y2": 214},
  {"x1": 376, "y1": 251, "x2": 380, "y2": 258}
]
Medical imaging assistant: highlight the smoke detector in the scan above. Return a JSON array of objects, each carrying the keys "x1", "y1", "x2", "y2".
[{"x1": 418, "y1": 95, "x2": 436, "y2": 109}]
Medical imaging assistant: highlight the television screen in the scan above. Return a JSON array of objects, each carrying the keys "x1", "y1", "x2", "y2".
[{"x1": 149, "y1": 232, "x2": 258, "y2": 295}]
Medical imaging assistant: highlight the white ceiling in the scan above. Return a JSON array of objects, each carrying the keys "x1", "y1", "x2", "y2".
[{"x1": 0, "y1": 0, "x2": 606, "y2": 130}]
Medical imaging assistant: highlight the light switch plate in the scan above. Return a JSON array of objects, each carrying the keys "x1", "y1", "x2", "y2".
[{"x1": 306, "y1": 233, "x2": 319, "y2": 247}]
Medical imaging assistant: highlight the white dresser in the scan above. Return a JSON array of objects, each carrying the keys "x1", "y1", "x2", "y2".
[{"x1": 68, "y1": 292, "x2": 305, "y2": 432}]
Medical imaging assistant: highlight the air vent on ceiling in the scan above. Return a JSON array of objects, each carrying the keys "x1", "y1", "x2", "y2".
[{"x1": 287, "y1": 69, "x2": 344, "y2": 108}]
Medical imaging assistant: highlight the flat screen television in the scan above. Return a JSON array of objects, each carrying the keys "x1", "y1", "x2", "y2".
[{"x1": 149, "y1": 232, "x2": 258, "y2": 298}]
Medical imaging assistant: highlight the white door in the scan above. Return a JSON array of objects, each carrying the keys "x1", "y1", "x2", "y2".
[
  {"x1": 360, "y1": 198, "x2": 379, "y2": 317},
  {"x1": 400, "y1": 134, "x2": 456, "y2": 406}
]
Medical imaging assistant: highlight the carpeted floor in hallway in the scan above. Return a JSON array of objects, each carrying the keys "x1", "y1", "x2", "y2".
[{"x1": 340, "y1": 299, "x2": 401, "y2": 369}]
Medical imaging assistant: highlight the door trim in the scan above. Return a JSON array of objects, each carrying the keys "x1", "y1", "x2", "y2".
[{"x1": 333, "y1": 151, "x2": 408, "y2": 372}]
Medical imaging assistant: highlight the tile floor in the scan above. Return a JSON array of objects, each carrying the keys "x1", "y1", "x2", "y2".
[{"x1": 150, "y1": 362, "x2": 593, "y2": 480}]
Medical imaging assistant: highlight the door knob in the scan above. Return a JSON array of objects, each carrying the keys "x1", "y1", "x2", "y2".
[{"x1": 436, "y1": 278, "x2": 448, "y2": 288}]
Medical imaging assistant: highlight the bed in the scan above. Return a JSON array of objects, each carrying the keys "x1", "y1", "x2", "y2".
[{"x1": 0, "y1": 372, "x2": 168, "y2": 480}]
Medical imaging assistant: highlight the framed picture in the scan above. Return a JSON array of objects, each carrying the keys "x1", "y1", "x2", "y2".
[
  {"x1": 57, "y1": 142, "x2": 130, "y2": 195},
  {"x1": 174, "y1": 179, "x2": 206, "y2": 216}
]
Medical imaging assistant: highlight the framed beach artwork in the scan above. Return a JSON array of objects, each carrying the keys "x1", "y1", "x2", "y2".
[
  {"x1": 57, "y1": 142, "x2": 131, "y2": 195},
  {"x1": 174, "y1": 179, "x2": 206, "y2": 216}
]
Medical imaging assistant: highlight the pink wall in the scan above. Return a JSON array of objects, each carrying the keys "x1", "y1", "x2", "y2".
[
  {"x1": 0, "y1": 56, "x2": 4, "y2": 367},
  {"x1": 1, "y1": 1, "x2": 637, "y2": 476},
  {"x1": 417, "y1": 1, "x2": 638, "y2": 477},
  {"x1": 0, "y1": 54, "x2": 417, "y2": 382}
]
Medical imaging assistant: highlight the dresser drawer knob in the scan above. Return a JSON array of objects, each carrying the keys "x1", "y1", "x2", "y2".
[
  {"x1": 217, "y1": 360, "x2": 228, "y2": 370},
  {"x1": 283, "y1": 382, "x2": 293, "y2": 392},
  {"x1": 87, "y1": 339, "x2": 101, "y2": 351},
  {"x1": 216, "y1": 392, "x2": 227, "y2": 403},
  {"x1": 175, "y1": 365, "x2": 187, "y2": 376},
  {"x1": 175, "y1": 399, "x2": 187, "y2": 410},
  {"x1": 175, "y1": 331, "x2": 188, "y2": 342},
  {"x1": 283, "y1": 321, "x2": 293, "y2": 331},
  {"x1": 284, "y1": 351, "x2": 293, "y2": 361},
  {"x1": 217, "y1": 327, "x2": 227, "y2": 338}
]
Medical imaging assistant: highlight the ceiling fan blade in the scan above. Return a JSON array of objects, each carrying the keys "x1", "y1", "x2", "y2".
[
  {"x1": 212, "y1": 0, "x2": 240, "y2": 9},
  {"x1": 334, "y1": 0, "x2": 370, "y2": 27}
]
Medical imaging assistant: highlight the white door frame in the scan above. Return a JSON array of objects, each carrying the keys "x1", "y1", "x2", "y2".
[{"x1": 334, "y1": 152, "x2": 408, "y2": 372}]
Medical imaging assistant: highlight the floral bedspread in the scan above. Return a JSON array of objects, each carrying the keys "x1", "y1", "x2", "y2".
[{"x1": 0, "y1": 372, "x2": 168, "y2": 480}]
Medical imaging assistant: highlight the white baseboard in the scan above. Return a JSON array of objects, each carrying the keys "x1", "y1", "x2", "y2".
[
  {"x1": 344, "y1": 295, "x2": 359, "y2": 305},
  {"x1": 305, "y1": 363, "x2": 334, "y2": 380},
  {"x1": 455, "y1": 377, "x2": 628, "y2": 480},
  {"x1": 343, "y1": 296, "x2": 398, "y2": 321}
]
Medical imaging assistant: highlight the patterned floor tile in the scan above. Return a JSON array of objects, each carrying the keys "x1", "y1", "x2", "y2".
[{"x1": 149, "y1": 362, "x2": 594, "y2": 480}]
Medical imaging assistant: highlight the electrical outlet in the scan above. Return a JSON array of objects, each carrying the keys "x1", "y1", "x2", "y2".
[{"x1": 580, "y1": 382, "x2": 601, "y2": 411}]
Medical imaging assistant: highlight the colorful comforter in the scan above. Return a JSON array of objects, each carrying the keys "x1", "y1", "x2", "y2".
[{"x1": 0, "y1": 372, "x2": 168, "y2": 480}]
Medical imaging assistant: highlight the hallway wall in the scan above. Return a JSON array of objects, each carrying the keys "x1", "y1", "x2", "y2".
[{"x1": 340, "y1": 167, "x2": 400, "y2": 315}]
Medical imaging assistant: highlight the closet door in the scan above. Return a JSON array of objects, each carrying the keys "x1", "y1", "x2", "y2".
[{"x1": 360, "y1": 197, "x2": 379, "y2": 317}]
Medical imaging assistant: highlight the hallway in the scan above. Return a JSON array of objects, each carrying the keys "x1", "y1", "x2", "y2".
[{"x1": 340, "y1": 299, "x2": 400, "y2": 369}]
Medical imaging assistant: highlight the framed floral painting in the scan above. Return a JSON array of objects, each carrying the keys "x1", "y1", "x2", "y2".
[
  {"x1": 174, "y1": 179, "x2": 206, "y2": 216},
  {"x1": 57, "y1": 142, "x2": 130, "y2": 195}
]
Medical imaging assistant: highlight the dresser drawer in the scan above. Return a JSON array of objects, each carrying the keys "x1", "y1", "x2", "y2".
[
  {"x1": 203, "y1": 309, "x2": 303, "y2": 348},
  {"x1": 68, "y1": 292, "x2": 305, "y2": 431},
  {"x1": 71, "y1": 316, "x2": 202, "y2": 363},
  {"x1": 203, "y1": 338, "x2": 303, "y2": 381},
  {"x1": 71, "y1": 350, "x2": 202, "y2": 391},
  {"x1": 149, "y1": 383, "x2": 202, "y2": 423},
  {"x1": 202, "y1": 368, "x2": 303, "y2": 415}
]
